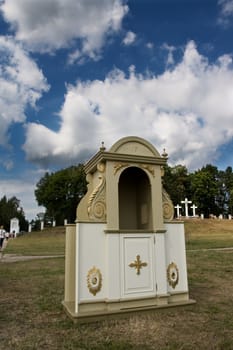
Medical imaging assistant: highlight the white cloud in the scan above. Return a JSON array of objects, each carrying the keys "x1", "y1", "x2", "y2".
[
  {"x1": 0, "y1": 36, "x2": 49, "y2": 149},
  {"x1": 219, "y1": 0, "x2": 233, "y2": 16},
  {"x1": 23, "y1": 41, "x2": 233, "y2": 170},
  {"x1": 146, "y1": 42, "x2": 154, "y2": 49},
  {"x1": 2, "y1": 159, "x2": 14, "y2": 171},
  {"x1": 218, "y1": 0, "x2": 233, "y2": 25},
  {"x1": 162, "y1": 43, "x2": 176, "y2": 66},
  {"x1": 0, "y1": 178, "x2": 45, "y2": 221},
  {"x1": 122, "y1": 31, "x2": 136, "y2": 45},
  {"x1": 1, "y1": 0, "x2": 128, "y2": 60}
]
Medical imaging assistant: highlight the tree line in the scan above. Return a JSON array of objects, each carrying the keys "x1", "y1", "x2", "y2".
[
  {"x1": 0, "y1": 165, "x2": 87, "y2": 230},
  {"x1": 163, "y1": 164, "x2": 233, "y2": 217},
  {"x1": 0, "y1": 196, "x2": 28, "y2": 232},
  {"x1": 1, "y1": 163, "x2": 232, "y2": 229},
  {"x1": 35, "y1": 163, "x2": 233, "y2": 223},
  {"x1": 34, "y1": 164, "x2": 87, "y2": 225}
]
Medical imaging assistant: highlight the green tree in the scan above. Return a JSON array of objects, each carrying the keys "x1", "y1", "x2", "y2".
[
  {"x1": 218, "y1": 166, "x2": 233, "y2": 215},
  {"x1": 163, "y1": 164, "x2": 191, "y2": 212},
  {"x1": 164, "y1": 163, "x2": 233, "y2": 217},
  {"x1": 190, "y1": 165, "x2": 219, "y2": 217},
  {"x1": 0, "y1": 196, "x2": 28, "y2": 232},
  {"x1": 35, "y1": 164, "x2": 87, "y2": 225}
]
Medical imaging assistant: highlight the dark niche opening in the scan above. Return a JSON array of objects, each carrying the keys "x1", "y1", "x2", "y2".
[{"x1": 119, "y1": 167, "x2": 152, "y2": 230}]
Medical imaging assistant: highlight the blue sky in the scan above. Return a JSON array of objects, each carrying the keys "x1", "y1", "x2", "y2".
[{"x1": 1, "y1": 0, "x2": 233, "y2": 221}]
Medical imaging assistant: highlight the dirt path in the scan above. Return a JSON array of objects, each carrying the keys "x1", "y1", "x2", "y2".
[
  {"x1": 0, "y1": 253, "x2": 64, "y2": 263},
  {"x1": 188, "y1": 247, "x2": 233, "y2": 252},
  {"x1": 0, "y1": 239, "x2": 64, "y2": 263},
  {"x1": 1, "y1": 239, "x2": 232, "y2": 263}
]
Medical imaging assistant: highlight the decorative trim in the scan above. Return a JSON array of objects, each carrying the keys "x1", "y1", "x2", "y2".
[
  {"x1": 162, "y1": 188, "x2": 174, "y2": 221},
  {"x1": 129, "y1": 255, "x2": 148, "y2": 275},
  {"x1": 167, "y1": 262, "x2": 179, "y2": 289},
  {"x1": 114, "y1": 162, "x2": 155, "y2": 177},
  {"x1": 87, "y1": 175, "x2": 106, "y2": 221},
  {"x1": 87, "y1": 266, "x2": 102, "y2": 296},
  {"x1": 84, "y1": 151, "x2": 167, "y2": 174},
  {"x1": 104, "y1": 229, "x2": 167, "y2": 234},
  {"x1": 97, "y1": 162, "x2": 105, "y2": 173},
  {"x1": 160, "y1": 165, "x2": 165, "y2": 177},
  {"x1": 114, "y1": 162, "x2": 129, "y2": 175},
  {"x1": 141, "y1": 164, "x2": 155, "y2": 177}
]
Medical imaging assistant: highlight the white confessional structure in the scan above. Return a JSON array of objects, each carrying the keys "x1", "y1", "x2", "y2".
[{"x1": 63, "y1": 136, "x2": 195, "y2": 321}]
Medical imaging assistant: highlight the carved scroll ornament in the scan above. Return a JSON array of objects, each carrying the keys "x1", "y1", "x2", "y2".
[
  {"x1": 162, "y1": 188, "x2": 174, "y2": 221},
  {"x1": 87, "y1": 162, "x2": 106, "y2": 221}
]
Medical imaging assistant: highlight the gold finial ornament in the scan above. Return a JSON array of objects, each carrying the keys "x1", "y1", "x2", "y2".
[
  {"x1": 162, "y1": 148, "x2": 168, "y2": 159},
  {"x1": 129, "y1": 255, "x2": 148, "y2": 275},
  {"x1": 100, "y1": 141, "x2": 106, "y2": 151}
]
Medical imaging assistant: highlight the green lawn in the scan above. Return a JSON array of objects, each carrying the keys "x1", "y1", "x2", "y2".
[
  {"x1": 3, "y1": 226, "x2": 65, "y2": 256},
  {"x1": 185, "y1": 218, "x2": 233, "y2": 250},
  {"x1": 0, "y1": 220, "x2": 233, "y2": 349}
]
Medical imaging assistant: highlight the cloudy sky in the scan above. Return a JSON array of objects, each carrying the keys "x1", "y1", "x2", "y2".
[{"x1": 1, "y1": 0, "x2": 233, "y2": 221}]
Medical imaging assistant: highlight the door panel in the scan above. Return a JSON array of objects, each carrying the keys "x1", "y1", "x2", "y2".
[{"x1": 121, "y1": 235, "x2": 155, "y2": 296}]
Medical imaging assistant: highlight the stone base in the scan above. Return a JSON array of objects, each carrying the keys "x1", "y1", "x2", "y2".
[{"x1": 62, "y1": 294, "x2": 196, "y2": 323}]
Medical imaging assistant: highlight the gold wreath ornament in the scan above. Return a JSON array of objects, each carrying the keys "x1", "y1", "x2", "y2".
[
  {"x1": 87, "y1": 266, "x2": 102, "y2": 296},
  {"x1": 167, "y1": 262, "x2": 179, "y2": 289}
]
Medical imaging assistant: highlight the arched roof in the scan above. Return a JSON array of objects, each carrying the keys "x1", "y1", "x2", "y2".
[{"x1": 109, "y1": 136, "x2": 160, "y2": 157}]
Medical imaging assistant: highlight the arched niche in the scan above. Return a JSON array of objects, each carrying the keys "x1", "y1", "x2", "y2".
[{"x1": 118, "y1": 167, "x2": 152, "y2": 230}]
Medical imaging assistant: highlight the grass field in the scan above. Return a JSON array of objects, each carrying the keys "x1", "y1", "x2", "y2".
[
  {"x1": 0, "y1": 220, "x2": 233, "y2": 349},
  {"x1": 185, "y1": 218, "x2": 233, "y2": 249},
  {"x1": 3, "y1": 226, "x2": 65, "y2": 256}
]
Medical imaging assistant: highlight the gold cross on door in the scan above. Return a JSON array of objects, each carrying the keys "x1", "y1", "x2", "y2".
[{"x1": 129, "y1": 255, "x2": 148, "y2": 275}]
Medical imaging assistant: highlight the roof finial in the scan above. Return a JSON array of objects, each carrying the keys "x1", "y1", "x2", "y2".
[
  {"x1": 162, "y1": 148, "x2": 168, "y2": 159},
  {"x1": 100, "y1": 141, "x2": 106, "y2": 151}
]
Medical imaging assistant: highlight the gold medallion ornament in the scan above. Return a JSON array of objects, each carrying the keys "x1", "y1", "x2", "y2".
[
  {"x1": 167, "y1": 262, "x2": 179, "y2": 289},
  {"x1": 87, "y1": 266, "x2": 102, "y2": 296}
]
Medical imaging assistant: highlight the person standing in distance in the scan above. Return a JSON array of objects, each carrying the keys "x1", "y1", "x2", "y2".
[{"x1": 0, "y1": 225, "x2": 6, "y2": 251}]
